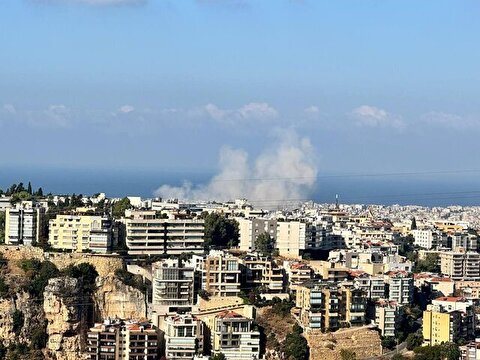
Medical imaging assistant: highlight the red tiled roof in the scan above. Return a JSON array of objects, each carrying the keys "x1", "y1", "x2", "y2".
[{"x1": 434, "y1": 296, "x2": 465, "y2": 302}]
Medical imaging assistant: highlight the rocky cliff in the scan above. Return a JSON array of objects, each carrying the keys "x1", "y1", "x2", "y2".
[
  {"x1": 95, "y1": 275, "x2": 146, "y2": 320},
  {"x1": 43, "y1": 277, "x2": 88, "y2": 360}
]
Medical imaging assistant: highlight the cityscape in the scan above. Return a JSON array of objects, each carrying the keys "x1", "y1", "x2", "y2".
[{"x1": 1, "y1": 1, "x2": 479, "y2": 360}]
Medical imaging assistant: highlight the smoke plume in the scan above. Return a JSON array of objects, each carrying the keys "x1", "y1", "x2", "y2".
[{"x1": 154, "y1": 130, "x2": 318, "y2": 206}]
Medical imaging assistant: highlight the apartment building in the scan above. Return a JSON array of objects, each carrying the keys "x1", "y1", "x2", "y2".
[
  {"x1": 49, "y1": 214, "x2": 113, "y2": 253},
  {"x1": 201, "y1": 252, "x2": 241, "y2": 297},
  {"x1": 207, "y1": 310, "x2": 260, "y2": 360},
  {"x1": 411, "y1": 229, "x2": 437, "y2": 249},
  {"x1": 387, "y1": 271, "x2": 414, "y2": 305},
  {"x1": 295, "y1": 281, "x2": 366, "y2": 331},
  {"x1": 455, "y1": 281, "x2": 480, "y2": 299},
  {"x1": 423, "y1": 298, "x2": 475, "y2": 346},
  {"x1": 86, "y1": 319, "x2": 160, "y2": 360},
  {"x1": 374, "y1": 300, "x2": 402, "y2": 337},
  {"x1": 125, "y1": 210, "x2": 204, "y2": 256},
  {"x1": 354, "y1": 274, "x2": 386, "y2": 301},
  {"x1": 159, "y1": 314, "x2": 204, "y2": 360},
  {"x1": 240, "y1": 255, "x2": 285, "y2": 294},
  {"x1": 237, "y1": 218, "x2": 277, "y2": 252},
  {"x1": 284, "y1": 262, "x2": 313, "y2": 293},
  {"x1": 152, "y1": 259, "x2": 195, "y2": 312},
  {"x1": 440, "y1": 252, "x2": 480, "y2": 280},
  {"x1": 5, "y1": 202, "x2": 44, "y2": 245}
]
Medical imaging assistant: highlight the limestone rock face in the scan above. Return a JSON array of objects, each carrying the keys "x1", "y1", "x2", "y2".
[
  {"x1": 305, "y1": 326, "x2": 382, "y2": 360},
  {"x1": 94, "y1": 275, "x2": 146, "y2": 320},
  {"x1": 43, "y1": 277, "x2": 87, "y2": 360}
]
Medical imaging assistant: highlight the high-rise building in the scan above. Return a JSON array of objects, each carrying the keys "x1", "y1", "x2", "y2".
[
  {"x1": 152, "y1": 259, "x2": 195, "y2": 312},
  {"x1": 5, "y1": 202, "x2": 44, "y2": 245},
  {"x1": 440, "y1": 252, "x2": 480, "y2": 280},
  {"x1": 387, "y1": 271, "x2": 414, "y2": 305},
  {"x1": 159, "y1": 314, "x2": 204, "y2": 360},
  {"x1": 125, "y1": 210, "x2": 204, "y2": 256}
]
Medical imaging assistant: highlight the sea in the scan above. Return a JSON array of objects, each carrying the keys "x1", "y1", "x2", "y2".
[{"x1": 1, "y1": 166, "x2": 480, "y2": 208}]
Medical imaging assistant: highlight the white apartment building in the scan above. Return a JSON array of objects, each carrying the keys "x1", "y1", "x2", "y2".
[
  {"x1": 209, "y1": 310, "x2": 260, "y2": 360},
  {"x1": 354, "y1": 275, "x2": 386, "y2": 301},
  {"x1": 125, "y1": 210, "x2": 204, "y2": 256},
  {"x1": 159, "y1": 314, "x2": 203, "y2": 360},
  {"x1": 412, "y1": 229, "x2": 437, "y2": 249},
  {"x1": 5, "y1": 202, "x2": 43, "y2": 245},
  {"x1": 152, "y1": 259, "x2": 195, "y2": 312},
  {"x1": 387, "y1": 271, "x2": 413, "y2": 305},
  {"x1": 375, "y1": 301, "x2": 402, "y2": 337},
  {"x1": 237, "y1": 218, "x2": 277, "y2": 252}
]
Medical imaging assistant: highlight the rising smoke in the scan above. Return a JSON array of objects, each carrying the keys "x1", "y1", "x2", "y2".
[{"x1": 154, "y1": 129, "x2": 318, "y2": 206}]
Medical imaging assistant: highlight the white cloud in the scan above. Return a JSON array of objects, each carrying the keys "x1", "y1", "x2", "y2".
[
  {"x1": 154, "y1": 129, "x2": 317, "y2": 207},
  {"x1": 2, "y1": 104, "x2": 17, "y2": 115},
  {"x1": 42, "y1": 104, "x2": 71, "y2": 127},
  {"x1": 351, "y1": 105, "x2": 404, "y2": 130},
  {"x1": 119, "y1": 105, "x2": 135, "y2": 114},
  {"x1": 421, "y1": 111, "x2": 480, "y2": 130},
  {"x1": 203, "y1": 102, "x2": 278, "y2": 123},
  {"x1": 304, "y1": 105, "x2": 320, "y2": 116}
]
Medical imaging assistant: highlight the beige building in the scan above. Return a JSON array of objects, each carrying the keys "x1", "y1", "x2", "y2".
[
  {"x1": 202, "y1": 252, "x2": 241, "y2": 297},
  {"x1": 49, "y1": 214, "x2": 113, "y2": 253},
  {"x1": 440, "y1": 252, "x2": 480, "y2": 280},
  {"x1": 375, "y1": 300, "x2": 402, "y2": 337},
  {"x1": 86, "y1": 319, "x2": 160, "y2": 360},
  {"x1": 125, "y1": 210, "x2": 204, "y2": 256}
]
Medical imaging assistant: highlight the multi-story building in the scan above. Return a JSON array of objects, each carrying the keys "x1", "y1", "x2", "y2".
[
  {"x1": 125, "y1": 210, "x2": 204, "y2": 256},
  {"x1": 152, "y1": 259, "x2": 195, "y2": 312},
  {"x1": 49, "y1": 214, "x2": 113, "y2": 253},
  {"x1": 423, "y1": 297, "x2": 475, "y2": 346},
  {"x1": 296, "y1": 281, "x2": 366, "y2": 331},
  {"x1": 354, "y1": 274, "x2": 386, "y2": 301},
  {"x1": 86, "y1": 319, "x2": 160, "y2": 360},
  {"x1": 374, "y1": 300, "x2": 403, "y2": 337},
  {"x1": 411, "y1": 229, "x2": 437, "y2": 249},
  {"x1": 284, "y1": 262, "x2": 313, "y2": 293},
  {"x1": 440, "y1": 252, "x2": 480, "y2": 280},
  {"x1": 237, "y1": 218, "x2": 277, "y2": 252},
  {"x1": 387, "y1": 271, "x2": 413, "y2": 305},
  {"x1": 159, "y1": 314, "x2": 204, "y2": 360},
  {"x1": 5, "y1": 202, "x2": 44, "y2": 245},
  {"x1": 240, "y1": 255, "x2": 285, "y2": 294},
  {"x1": 206, "y1": 310, "x2": 260, "y2": 360},
  {"x1": 201, "y1": 251, "x2": 241, "y2": 297}
]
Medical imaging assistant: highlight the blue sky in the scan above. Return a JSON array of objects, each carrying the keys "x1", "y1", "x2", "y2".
[{"x1": 1, "y1": 0, "x2": 480, "y2": 179}]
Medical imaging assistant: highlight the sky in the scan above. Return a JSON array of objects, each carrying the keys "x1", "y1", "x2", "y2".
[{"x1": 1, "y1": 0, "x2": 480, "y2": 199}]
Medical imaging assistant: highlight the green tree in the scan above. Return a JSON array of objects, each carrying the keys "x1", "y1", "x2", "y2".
[
  {"x1": 12, "y1": 310, "x2": 24, "y2": 336},
  {"x1": 381, "y1": 336, "x2": 396, "y2": 350},
  {"x1": 254, "y1": 232, "x2": 274, "y2": 255},
  {"x1": 112, "y1": 197, "x2": 131, "y2": 218},
  {"x1": 63, "y1": 263, "x2": 99, "y2": 294},
  {"x1": 411, "y1": 217, "x2": 417, "y2": 230},
  {"x1": 201, "y1": 212, "x2": 239, "y2": 248},
  {"x1": 0, "y1": 277, "x2": 9, "y2": 298},
  {"x1": 406, "y1": 332, "x2": 423, "y2": 351},
  {"x1": 283, "y1": 324, "x2": 308, "y2": 360},
  {"x1": 415, "y1": 253, "x2": 440, "y2": 273},
  {"x1": 27, "y1": 182, "x2": 32, "y2": 195}
]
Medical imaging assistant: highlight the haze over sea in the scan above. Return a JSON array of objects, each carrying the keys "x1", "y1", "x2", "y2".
[{"x1": 1, "y1": 166, "x2": 479, "y2": 208}]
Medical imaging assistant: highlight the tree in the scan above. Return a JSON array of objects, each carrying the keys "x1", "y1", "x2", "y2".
[
  {"x1": 63, "y1": 263, "x2": 99, "y2": 294},
  {"x1": 201, "y1": 212, "x2": 239, "y2": 248},
  {"x1": 112, "y1": 197, "x2": 131, "y2": 218},
  {"x1": 381, "y1": 336, "x2": 396, "y2": 350},
  {"x1": 406, "y1": 332, "x2": 423, "y2": 350},
  {"x1": 35, "y1": 188, "x2": 43, "y2": 197},
  {"x1": 415, "y1": 253, "x2": 440, "y2": 273},
  {"x1": 254, "y1": 232, "x2": 274, "y2": 255},
  {"x1": 283, "y1": 324, "x2": 308, "y2": 360},
  {"x1": 27, "y1": 182, "x2": 32, "y2": 195},
  {"x1": 411, "y1": 217, "x2": 417, "y2": 230},
  {"x1": 0, "y1": 211, "x2": 5, "y2": 243}
]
